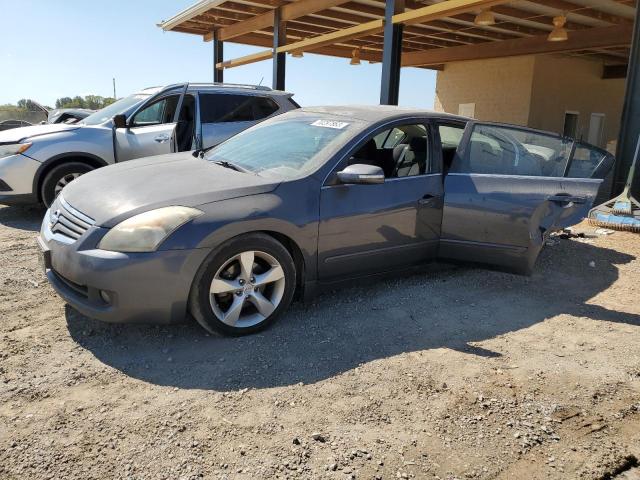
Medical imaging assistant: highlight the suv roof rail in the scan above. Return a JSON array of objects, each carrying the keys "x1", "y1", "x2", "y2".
[{"x1": 205, "y1": 82, "x2": 273, "y2": 91}]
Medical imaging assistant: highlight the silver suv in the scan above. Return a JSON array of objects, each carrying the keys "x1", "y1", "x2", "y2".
[{"x1": 0, "y1": 83, "x2": 298, "y2": 206}]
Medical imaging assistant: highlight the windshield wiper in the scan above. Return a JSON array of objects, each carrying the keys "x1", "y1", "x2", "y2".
[
  {"x1": 212, "y1": 160, "x2": 252, "y2": 174},
  {"x1": 192, "y1": 145, "x2": 217, "y2": 158}
]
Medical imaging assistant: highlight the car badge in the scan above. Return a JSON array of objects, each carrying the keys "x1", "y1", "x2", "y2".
[{"x1": 51, "y1": 209, "x2": 61, "y2": 227}]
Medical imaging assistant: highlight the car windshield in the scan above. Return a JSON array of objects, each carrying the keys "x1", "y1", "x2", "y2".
[
  {"x1": 205, "y1": 117, "x2": 359, "y2": 178},
  {"x1": 80, "y1": 94, "x2": 151, "y2": 125}
]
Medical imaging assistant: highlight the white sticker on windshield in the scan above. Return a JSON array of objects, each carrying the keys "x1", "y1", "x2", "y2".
[{"x1": 311, "y1": 119, "x2": 350, "y2": 129}]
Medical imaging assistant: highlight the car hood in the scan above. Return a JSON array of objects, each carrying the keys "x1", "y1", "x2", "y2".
[
  {"x1": 60, "y1": 152, "x2": 281, "y2": 227},
  {"x1": 0, "y1": 123, "x2": 81, "y2": 144}
]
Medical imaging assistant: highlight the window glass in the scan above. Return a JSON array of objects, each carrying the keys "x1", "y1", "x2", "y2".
[
  {"x1": 452, "y1": 124, "x2": 573, "y2": 177},
  {"x1": 200, "y1": 94, "x2": 280, "y2": 123},
  {"x1": 132, "y1": 95, "x2": 179, "y2": 127},
  {"x1": 567, "y1": 143, "x2": 607, "y2": 178},
  {"x1": 253, "y1": 97, "x2": 279, "y2": 119},
  {"x1": 81, "y1": 94, "x2": 150, "y2": 125},
  {"x1": 439, "y1": 125, "x2": 465, "y2": 149},
  {"x1": 350, "y1": 124, "x2": 429, "y2": 178},
  {"x1": 206, "y1": 117, "x2": 359, "y2": 179}
]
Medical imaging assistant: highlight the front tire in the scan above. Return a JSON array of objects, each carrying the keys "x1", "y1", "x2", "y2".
[
  {"x1": 41, "y1": 162, "x2": 93, "y2": 207},
  {"x1": 189, "y1": 234, "x2": 296, "y2": 336}
]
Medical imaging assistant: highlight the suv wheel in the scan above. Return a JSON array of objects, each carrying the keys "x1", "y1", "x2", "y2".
[
  {"x1": 41, "y1": 162, "x2": 93, "y2": 207},
  {"x1": 189, "y1": 234, "x2": 296, "y2": 336}
]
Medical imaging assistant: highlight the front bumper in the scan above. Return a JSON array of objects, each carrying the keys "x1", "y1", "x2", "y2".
[
  {"x1": 0, "y1": 154, "x2": 41, "y2": 205},
  {"x1": 38, "y1": 213, "x2": 210, "y2": 324}
]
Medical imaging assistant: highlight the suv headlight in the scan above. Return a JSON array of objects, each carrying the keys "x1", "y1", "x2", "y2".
[
  {"x1": 0, "y1": 143, "x2": 32, "y2": 159},
  {"x1": 98, "y1": 206, "x2": 203, "y2": 253}
]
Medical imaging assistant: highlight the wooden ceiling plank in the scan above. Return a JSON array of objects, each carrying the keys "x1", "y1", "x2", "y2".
[
  {"x1": 217, "y1": 0, "x2": 352, "y2": 41},
  {"x1": 403, "y1": 24, "x2": 633, "y2": 66}
]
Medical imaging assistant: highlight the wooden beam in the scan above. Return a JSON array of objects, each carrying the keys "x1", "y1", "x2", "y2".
[
  {"x1": 403, "y1": 24, "x2": 633, "y2": 66},
  {"x1": 216, "y1": 49, "x2": 272, "y2": 69},
  {"x1": 534, "y1": 0, "x2": 633, "y2": 26},
  {"x1": 392, "y1": 0, "x2": 508, "y2": 26},
  {"x1": 215, "y1": 0, "x2": 351, "y2": 41},
  {"x1": 275, "y1": 19, "x2": 384, "y2": 53}
]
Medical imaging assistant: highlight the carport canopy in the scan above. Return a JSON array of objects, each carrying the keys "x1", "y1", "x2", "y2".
[{"x1": 158, "y1": 0, "x2": 638, "y2": 194}]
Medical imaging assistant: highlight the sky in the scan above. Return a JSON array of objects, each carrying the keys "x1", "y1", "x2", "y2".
[{"x1": 0, "y1": 0, "x2": 437, "y2": 109}]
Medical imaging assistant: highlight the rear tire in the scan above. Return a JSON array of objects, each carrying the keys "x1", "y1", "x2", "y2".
[
  {"x1": 189, "y1": 234, "x2": 296, "y2": 336},
  {"x1": 41, "y1": 162, "x2": 93, "y2": 207}
]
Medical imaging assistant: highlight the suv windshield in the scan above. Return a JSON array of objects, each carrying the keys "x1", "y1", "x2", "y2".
[
  {"x1": 205, "y1": 117, "x2": 358, "y2": 178},
  {"x1": 81, "y1": 94, "x2": 151, "y2": 126}
]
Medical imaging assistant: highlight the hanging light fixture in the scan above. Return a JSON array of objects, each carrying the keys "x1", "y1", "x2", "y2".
[
  {"x1": 291, "y1": 51, "x2": 304, "y2": 58},
  {"x1": 474, "y1": 8, "x2": 495, "y2": 26},
  {"x1": 548, "y1": 15, "x2": 568, "y2": 42},
  {"x1": 350, "y1": 48, "x2": 361, "y2": 65}
]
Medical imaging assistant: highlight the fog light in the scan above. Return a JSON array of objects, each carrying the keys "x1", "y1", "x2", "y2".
[{"x1": 100, "y1": 290, "x2": 112, "y2": 304}]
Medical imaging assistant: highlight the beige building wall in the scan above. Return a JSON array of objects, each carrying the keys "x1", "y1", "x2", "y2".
[
  {"x1": 434, "y1": 54, "x2": 626, "y2": 149},
  {"x1": 434, "y1": 56, "x2": 536, "y2": 126},
  {"x1": 528, "y1": 55, "x2": 625, "y2": 148}
]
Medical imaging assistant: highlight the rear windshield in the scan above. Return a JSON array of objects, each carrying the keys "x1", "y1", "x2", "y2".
[{"x1": 205, "y1": 117, "x2": 360, "y2": 179}]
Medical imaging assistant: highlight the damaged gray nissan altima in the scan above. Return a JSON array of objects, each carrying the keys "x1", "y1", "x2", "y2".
[{"x1": 38, "y1": 106, "x2": 614, "y2": 335}]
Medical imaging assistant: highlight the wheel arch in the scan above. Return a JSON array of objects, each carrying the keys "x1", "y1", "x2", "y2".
[
  {"x1": 259, "y1": 230, "x2": 306, "y2": 299},
  {"x1": 33, "y1": 152, "x2": 108, "y2": 202}
]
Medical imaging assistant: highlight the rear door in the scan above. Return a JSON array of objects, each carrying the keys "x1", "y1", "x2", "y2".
[
  {"x1": 199, "y1": 93, "x2": 280, "y2": 148},
  {"x1": 115, "y1": 93, "x2": 182, "y2": 162},
  {"x1": 440, "y1": 122, "x2": 613, "y2": 274}
]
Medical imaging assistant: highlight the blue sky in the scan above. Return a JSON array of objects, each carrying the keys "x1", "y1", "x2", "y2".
[{"x1": 0, "y1": 0, "x2": 436, "y2": 109}]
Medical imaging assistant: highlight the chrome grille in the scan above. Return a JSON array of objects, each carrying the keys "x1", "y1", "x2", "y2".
[{"x1": 49, "y1": 196, "x2": 95, "y2": 242}]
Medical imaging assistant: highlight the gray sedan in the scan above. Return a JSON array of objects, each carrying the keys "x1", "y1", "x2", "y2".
[{"x1": 38, "y1": 106, "x2": 614, "y2": 335}]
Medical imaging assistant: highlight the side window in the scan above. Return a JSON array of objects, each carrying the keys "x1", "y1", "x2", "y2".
[
  {"x1": 200, "y1": 94, "x2": 278, "y2": 124},
  {"x1": 131, "y1": 95, "x2": 179, "y2": 127},
  {"x1": 350, "y1": 124, "x2": 430, "y2": 178},
  {"x1": 252, "y1": 97, "x2": 279, "y2": 120},
  {"x1": 437, "y1": 123, "x2": 465, "y2": 173},
  {"x1": 452, "y1": 124, "x2": 573, "y2": 177},
  {"x1": 567, "y1": 143, "x2": 609, "y2": 178}
]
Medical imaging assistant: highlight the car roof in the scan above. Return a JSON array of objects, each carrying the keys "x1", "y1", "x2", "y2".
[
  {"x1": 134, "y1": 83, "x2": 293, "y2": 97},
  {"x1": 299, "y1": 105, "x2": 469, "y2": 123}
]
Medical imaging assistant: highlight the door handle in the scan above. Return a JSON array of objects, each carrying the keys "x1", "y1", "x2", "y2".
[
  {"x1": 154, "y1": 134, "x2": 170, "y2": 143},
  {"x1": 547, "y1": 194, "x2": 586, "y2": 204},
  {"x1": 418, "y1": 194, "x2": 437, "y2": 205}
]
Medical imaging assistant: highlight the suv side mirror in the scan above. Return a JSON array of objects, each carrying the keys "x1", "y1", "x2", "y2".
[
  {"x1": 113, "y1": 114, "x2": 127, "y2": 129},
  {"x1": 337, "y1": 164, "x2": 385, "y2": 185}
]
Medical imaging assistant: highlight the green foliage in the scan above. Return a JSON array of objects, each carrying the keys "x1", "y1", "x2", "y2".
[{"x1": 54, "y1": 95, "x2": 116, "y2": 110}]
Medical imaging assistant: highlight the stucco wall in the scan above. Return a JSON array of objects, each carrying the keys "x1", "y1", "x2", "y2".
[
  {"x1": 434, "y1": 54, "x2": 625, "y2": 149},
  {"x1": 528, "y1": 55, "x2": 625, "y2": 148},
  {"x1": 434, "y1": 56, "x2": 535, "y2": 126}
]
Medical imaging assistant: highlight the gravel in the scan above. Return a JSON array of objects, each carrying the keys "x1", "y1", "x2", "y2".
[{"x1": 0, "y1": 204, "x2": 639, "y2": 479}]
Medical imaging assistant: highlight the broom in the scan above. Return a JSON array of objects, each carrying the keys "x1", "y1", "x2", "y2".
[{"x1": 588, "y1": 135, "x2": 640, "y2": 232}]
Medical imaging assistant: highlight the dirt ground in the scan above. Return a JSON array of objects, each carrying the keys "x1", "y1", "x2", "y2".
[{"x1": 0, "y1": 204, "x2": 639, "y2": 480}]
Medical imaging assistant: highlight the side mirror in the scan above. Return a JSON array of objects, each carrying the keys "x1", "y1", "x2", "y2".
[
  {"x1": 337, "y1": 164, "x2": 385, "y2": 185},
  {"x1": 113, "y1": 114, "x2": 127, "y2": 129}
]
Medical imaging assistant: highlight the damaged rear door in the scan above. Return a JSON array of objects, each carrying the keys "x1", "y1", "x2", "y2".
[{"x1": 439, "y1": 122, "x2": 614, "y2": 274}]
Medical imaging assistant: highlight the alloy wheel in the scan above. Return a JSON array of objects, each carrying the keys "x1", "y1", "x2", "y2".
[
  {"x1": 54, "y1": 172, "x2": 83, "y2": 196},
  {"x1": 209, "y1": 250, "x2": 286, "y2": 328}
]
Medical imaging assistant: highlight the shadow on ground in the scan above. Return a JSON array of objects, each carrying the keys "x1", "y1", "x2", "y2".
[
  {"x1": 66, "y1": 239, "x2": 638, "y2": 391},
  {"x1": 0, "y1": 205, "x2": 45, "y2": 232}
]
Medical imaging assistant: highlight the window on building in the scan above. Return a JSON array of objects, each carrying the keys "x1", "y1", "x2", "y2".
[{"x1": 563, "y1": 112, "x2": 579, "y2": 138}]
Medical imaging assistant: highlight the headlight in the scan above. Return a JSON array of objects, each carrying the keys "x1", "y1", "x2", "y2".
[
  {"x1": 98, "y1": 206, "x2": 202, "y2": 253},
  {"x1": 0, "y1": 143, "x2": 32, "y2": 158}
]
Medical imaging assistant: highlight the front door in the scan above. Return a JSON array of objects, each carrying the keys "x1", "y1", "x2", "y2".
[
  {"x1": 318, "y1": 122, "x2": 443, "y2": 281},
  {"x1": 115, "y1": 93, "x2": 181, "y2": 162},
  {"x1": 440, "y1": 122, "x2": 614, "y2": 274}
]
